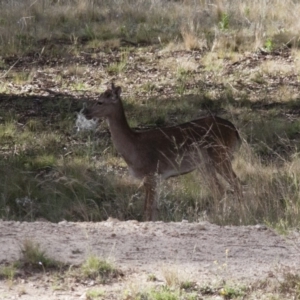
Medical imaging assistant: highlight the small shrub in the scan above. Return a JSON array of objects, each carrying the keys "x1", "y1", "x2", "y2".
[
  {"x1": 20, "y1": 239, "x2": 61, "y2": 269},
  {"x1": 264, "y1": 38, "x2": 274, "y2": 52},
  {"x1": 26, "y1": 119, "x2": 43, "y2": 132},
  {"x1": 80, "y1": 255, "x2": 118, "y2": 282},
  {"x1": 219, "y1": 13, "x2": 230, "y2": 31},
  {"x1": 0, "y1": 263, "x2": 18, "y2": 280},
  {"x1": 147, "y1": 274, "x2": 158, "y2": 282},
  {"x1": 161, "y1": 266, "x2": 180, "y2": 288},
  {"x1": 219, "y1": 285, "x2": 245, "y2": 299},
  {"x1": 148, "y1": 287, "x2": 180, "y2": 300},
  {"x1": 86, "y1": 288, "x2": 105, "y2": 300},
  {"x1": 278, "y1": 271, "x2": 300, "y2": 296},
  {"x1": 180, "y1": 281, "x2": 197, "y2": 291}
]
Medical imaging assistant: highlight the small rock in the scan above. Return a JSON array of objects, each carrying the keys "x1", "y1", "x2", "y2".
[
  {"x1": 195, "y1": 223, "x2": 206, "y2": 231},
  {"x1": 58, "y1": 220, "x2": 68, "y2": 225},
  {"x1": 255, "y1": 224, "x2": 267, "y2": 231},
  {"x1": 107, "y1": 217, "x2": 120, "y2": 223}
]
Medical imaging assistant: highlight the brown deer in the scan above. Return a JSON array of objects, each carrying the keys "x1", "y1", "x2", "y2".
[{"x1": 82, "y1": 83, "x2": 242, "y2": 221}]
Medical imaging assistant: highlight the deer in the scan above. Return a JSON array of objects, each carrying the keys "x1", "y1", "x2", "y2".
[{"x1": 82, "y1": 83, "x2": 242, "y2": 221}]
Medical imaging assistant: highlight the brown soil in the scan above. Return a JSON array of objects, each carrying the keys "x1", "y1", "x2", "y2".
[{"x1": 0, "y1": 219, "x2": 300, "y2": 299}]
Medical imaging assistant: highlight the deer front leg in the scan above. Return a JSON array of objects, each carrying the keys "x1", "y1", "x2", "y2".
[{"x1": 143, "y1": 175, "x2": 158, "y2": 221}]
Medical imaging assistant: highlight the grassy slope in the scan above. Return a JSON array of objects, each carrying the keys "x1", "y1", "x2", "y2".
[{"x1": 0, "y1": 0, "x2": 300, "y2": 230}]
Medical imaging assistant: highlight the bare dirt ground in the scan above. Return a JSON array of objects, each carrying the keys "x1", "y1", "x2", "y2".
[{"x1": 1, "y1": 219, "x2": 300, "y2": 299}]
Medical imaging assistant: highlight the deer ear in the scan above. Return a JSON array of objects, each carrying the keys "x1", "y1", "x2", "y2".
[
  {"x1": 110, "y1": 83, "x2": 121, "y2": 101},
  {"x1": 111, "y1": 83, "x2": 121, "y2": 96},
  {"x1": 114, "y1": 86, "x2": 122, "y2": 98}
]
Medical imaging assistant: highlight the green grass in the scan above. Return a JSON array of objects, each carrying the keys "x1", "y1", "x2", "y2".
[
  {"x1": 146, "y1": 288, "x2": 180, "y2": 300},
  {"x1": 80, "y1": 255, "x2": 118, "y2": 283},
  {"x1": 126, "y1": 283, "x2": 246, "y2": 300},
  {"x1": 0, "y1": 242, "x2": 120, "y2": 290},
  {"x1": 86, "y1": 289, "x2": 105, "y2": 300},
  {"x1": 0, "y1": 263, "x2": 18, "y2": 280},
  {"x1": 106, "y1": 50, "x2": 129, "y2": 75},
  {"x1": 1, "y1": 88, "x2": 300, "y2": 228},
  {"x1": 20, "y1": 239, "x2": 62, "y2": 269},
  {"x1": 0, "y1": 240, "x2": 67, "y2": 279}
]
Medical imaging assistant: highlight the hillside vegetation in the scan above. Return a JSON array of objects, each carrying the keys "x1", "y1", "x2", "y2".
[{"x1": 0, "y1": 0, "x2": 300, "y2": 231}]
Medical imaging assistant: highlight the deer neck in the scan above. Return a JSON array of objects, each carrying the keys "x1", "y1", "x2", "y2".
[{"x1": 106, "y1": 107, "x2": 136, "y2": 163}]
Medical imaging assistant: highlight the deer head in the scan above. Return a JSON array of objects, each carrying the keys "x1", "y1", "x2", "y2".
[{"x1": 83, "y1": 83, "x2": 122, "y2": 120}]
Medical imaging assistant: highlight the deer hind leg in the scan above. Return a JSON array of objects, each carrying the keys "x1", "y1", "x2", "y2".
[
  {"x1": 214, "y1": 154, "x2": 242, "y2": 200},
  {"x1": 197, "y1": 149, "x2": 224, "y2": 198},
  {"x1": 203, "y1": 162, "x2": 225, "y2": 198},
  {"x1": 143, "y1": 175, "x2": 158, "y2": 221}
]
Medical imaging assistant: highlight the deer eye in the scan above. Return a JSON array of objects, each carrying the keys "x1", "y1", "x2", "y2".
[{"x1": 97, "y1": 101, "x2": 103, "y2": 105}]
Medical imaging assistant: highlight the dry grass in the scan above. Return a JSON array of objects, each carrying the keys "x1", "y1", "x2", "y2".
[
  {"x1": 1, "y1": 0, "x2": 300, "y2": 55},
  {"x1": 0, "y1": 0, "x2": 300, "y2": 230}
]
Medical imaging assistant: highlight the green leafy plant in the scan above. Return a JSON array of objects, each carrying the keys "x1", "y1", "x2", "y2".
[
  {"x1": 219, "y1": 13, "x2": 229, "y2": 31},
  {"x1": 264, "y1": 38, "x2": 273, "y2": 52},
  {"x1": 219, "y1": 285, "x2": 245, "y2": 299}
]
